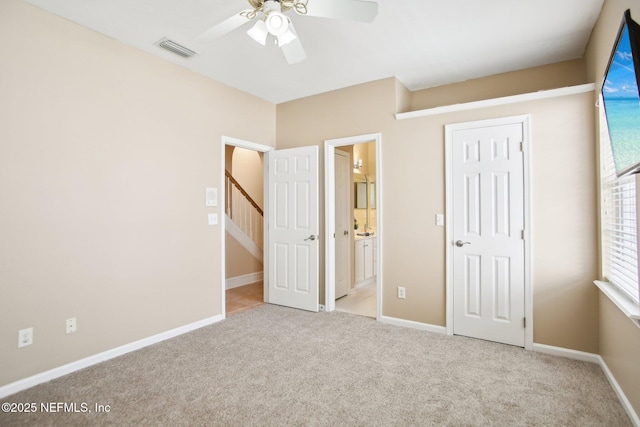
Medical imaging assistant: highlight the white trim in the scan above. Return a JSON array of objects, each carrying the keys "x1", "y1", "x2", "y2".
[
  {"x1": 354, "y1": 276, "x2": 376, "y2": 289},
  {"x1": 445, "y1": 115, "x2": 533, "y2": 350},
  {"x1": 324, "y1": 133, "x2": 382, "y2": 321},
  {"x1": 599, "y1": 355, "x2": 640, "y2": 426},
  {"x1": 594, "y1": 280, "x2": 640, "y2": 328},
  {"x1": 379, "y1": 316, "x2": 447, "y2": 334},
  {"x1": 533, "y1": 343, "x2": 639, "y2": 426},
  {"x1": 0, "y1": 314, "x2": 224, "y2": 399},
  {"x1": 395, "y1": 83, "x2": 596, "y2": 120},
  {"x1": 220, "y1": 136, "x2": 273, "y2": 317},
  {"x1": 532, "y1": 343, "x2": 600, "y2": 363},
  {"x1": 226, "y1": 271, "x2": 264, "y2": 290}
]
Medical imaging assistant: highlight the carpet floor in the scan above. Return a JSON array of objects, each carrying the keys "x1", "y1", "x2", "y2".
[{"x1": 0, "y1": 304, "x2": 631, "y2": 426}]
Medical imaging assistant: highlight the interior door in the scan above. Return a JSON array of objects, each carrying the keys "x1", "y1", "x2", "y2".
[
  {"x1": 335, "y1": 150, "x2": 351, "y2": 299},
  {"x1": 267, "y1": 146, "x2": 319, "y2": 312},
  {"x1": 452, "y1": 121, "x2": 525, "y2": 347}
]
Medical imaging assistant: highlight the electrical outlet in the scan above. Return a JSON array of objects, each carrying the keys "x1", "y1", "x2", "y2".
[
  {"x1": 66, "y1": 318, "x2": 77, "y2": 334},
  {"x1": 398, "y1": 287, "x2": 406, "y2": 299},
  {"x1": 18, "y1": 328, "x2": 33, "y2": 348}
]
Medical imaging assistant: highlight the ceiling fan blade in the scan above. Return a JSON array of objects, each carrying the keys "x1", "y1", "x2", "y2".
[
  {"x1": 301, "y1": 0, "x2": 378, "y2": 23},
  {"x1": 196, "y1": 10, "x2": 255, "y2": 42},
  {"x1": 281, "y1": 29, "x2": 306, "y2": 65}
]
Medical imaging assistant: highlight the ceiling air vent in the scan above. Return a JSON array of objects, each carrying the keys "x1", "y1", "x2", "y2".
[{"x1": 156, "y1": 38, "x2": 197, "y2": 59}]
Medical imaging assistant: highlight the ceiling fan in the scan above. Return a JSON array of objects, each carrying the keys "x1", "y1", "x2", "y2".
[{"x1": 196, "y1": 0, "x2": 378, "y2": 64}]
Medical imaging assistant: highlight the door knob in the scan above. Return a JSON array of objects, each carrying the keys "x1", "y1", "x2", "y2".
[
  {"x1": 344, "y1": 230, "x2": 349, "y2": 236},
  {"x1": 455, "y1": 240, "x2": 471, "y2": 247},
  {"x1": 305, "y1": 235, "x2": 318, "y2": 241}
]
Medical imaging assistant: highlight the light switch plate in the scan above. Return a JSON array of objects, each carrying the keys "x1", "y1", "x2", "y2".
[
  {"x1": 208, "y1": 213, "x2": 218, "y2": 225},
  {"x1": 436, "y1": 214, "x2": 445, "y2": 227},
  {"x1": 206, "y1": 188, "x2": 218, "y2": 207}
]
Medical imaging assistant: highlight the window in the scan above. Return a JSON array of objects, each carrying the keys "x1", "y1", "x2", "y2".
[{"x1": 600, "y1": 102, "x2": 640, "y2": 304}]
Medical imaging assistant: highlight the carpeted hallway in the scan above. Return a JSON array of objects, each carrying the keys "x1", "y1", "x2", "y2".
[{"x1": 0, "y1": 304, "x2": 631, "y2": 426}]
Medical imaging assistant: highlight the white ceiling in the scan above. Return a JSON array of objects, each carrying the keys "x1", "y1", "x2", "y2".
[{"x1": 23, "y1": 0, "x2": 605, "y2": 104}]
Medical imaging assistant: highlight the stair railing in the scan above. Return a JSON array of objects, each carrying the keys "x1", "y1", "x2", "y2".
[{"x1": 225, "y1": 170, "x2": 263, "y2": 249}]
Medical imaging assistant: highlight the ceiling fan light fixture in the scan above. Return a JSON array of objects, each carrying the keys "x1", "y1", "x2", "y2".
[
  {"x1": 266, "y1": 11, "x2": 289, "y2": 37},
  {"x1": 247, "y1": 19, "x2": 268, "y2": 45},
  {"x1": 277, "y1": 23, "x2": 297, "y2": 47}
]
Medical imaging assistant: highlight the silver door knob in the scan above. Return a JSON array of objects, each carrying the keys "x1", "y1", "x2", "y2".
[
  {"x1": 455, "y1": 240, "x2": 471, "y2": 247},
  {"x1": 305, "y1": 235, "x2": 318, "y2": 241}
]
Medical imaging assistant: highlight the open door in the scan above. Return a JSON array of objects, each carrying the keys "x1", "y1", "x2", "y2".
[{"x1": 267, "y1": 146, "x2": 319, "y2": 312}]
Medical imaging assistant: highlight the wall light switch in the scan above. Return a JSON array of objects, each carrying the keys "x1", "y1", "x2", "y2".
[
  {"x1": 435, "y1": 214, "x2": 445, "y2": 227},
  {"x1": 206, "y1": 188, "x2": 218, "y2": 207},
  {"x1": 208, "y1": 213, "x2": 218, "y2": 225}
]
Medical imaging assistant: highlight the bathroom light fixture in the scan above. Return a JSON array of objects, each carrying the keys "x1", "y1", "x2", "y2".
[{"x1": 354, "y1": 159, "x2": 363, "y2": 169}]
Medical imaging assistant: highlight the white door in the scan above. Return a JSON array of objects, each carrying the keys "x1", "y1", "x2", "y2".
[
  {"x1": 451, "y1": 121, "x2": 526, "y2": 347},
  {"x1": 267, "y1": 146, "x2": 319, "y2": 312},
  {"x1": 335, "y1": 150, "x2": 351, "y2": 299}
]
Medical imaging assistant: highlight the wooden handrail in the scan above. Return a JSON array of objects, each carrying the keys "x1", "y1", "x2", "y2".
[{"x1": 225, "y1": 170, "x2": 263, "y2": 216}]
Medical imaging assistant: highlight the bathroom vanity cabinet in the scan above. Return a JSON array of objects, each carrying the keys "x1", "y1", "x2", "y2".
[{"x1": 354, "y1": 236, "x2": 376, "y2": 286}]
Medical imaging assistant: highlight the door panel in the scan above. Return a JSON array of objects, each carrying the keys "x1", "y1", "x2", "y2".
[
  {"x1": 452, "y1": 122, "x2": 525, "y2": 347},
  {"x1": 335, "y1": 150, "x2": 350, "y2": 299},
  {"x1": 268, "y1": 146, "x2": 319, "y2": 312}
]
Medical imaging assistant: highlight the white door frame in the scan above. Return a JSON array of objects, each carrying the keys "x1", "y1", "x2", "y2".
[
  {"x1": 324, "y1": 133, "x2": 382, "y2": 319},
  {"x1": 444, "y1": 115, "x2": 533, "y2": 349},
  {"x1": 220, "y1": 135, "x2": 273, "y2": 318}
]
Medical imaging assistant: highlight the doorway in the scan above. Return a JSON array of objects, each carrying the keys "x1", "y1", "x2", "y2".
[
  {"x1": 445, "y1": 115, "x2": 532, "y2": 349},
  {"x1": 324, "y1": 133, "x2": 382, "y2": 319},
  {"x1": 221, "y1": 136, "x2": 272, "y2": 317}
]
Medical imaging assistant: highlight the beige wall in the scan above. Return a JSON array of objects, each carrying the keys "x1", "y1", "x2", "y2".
[
  {"x1": 410, "y1": 59, "x2": 588, "y2": 111},
  {"x1": 585, "y1": 0, "x2": 640, "y2": 415},
  {"x1": 277, "y1": 65, "x2": 598, "y2": 351},
  {"x1": 0, "y1": 0, "x2": 275, "y2": 387}
]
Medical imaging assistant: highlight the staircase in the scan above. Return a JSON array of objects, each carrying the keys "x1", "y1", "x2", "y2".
[{"x1": 225, "y1": 169, "x2": 263, "y2": 261}]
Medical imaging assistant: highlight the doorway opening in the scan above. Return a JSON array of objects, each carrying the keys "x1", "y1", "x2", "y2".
[
  {"x1": 324, "y1": 133, "x2": 382, "y2": 319},
  {"x1": 221, "y1": 136, "x2": 273, "y2": 317}
]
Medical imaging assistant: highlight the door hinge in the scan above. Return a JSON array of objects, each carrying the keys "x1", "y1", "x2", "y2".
[
  {"x1": 520, "y1": 141, "x2": 525, "y2": 152},
  {"x1": 521, "y1": 229, "x2": 526, "y2": 240},
  {"x1": 523, "y1": 317, "x2": 526, "y2": 328},
  {"x1": 333, "y1": 233, "x2": 335, "y2": 238}
]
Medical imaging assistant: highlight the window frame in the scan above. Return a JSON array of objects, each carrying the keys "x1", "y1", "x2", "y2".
[{"x1": 599, "y1": 94, "x2": 640, "y2": 306}]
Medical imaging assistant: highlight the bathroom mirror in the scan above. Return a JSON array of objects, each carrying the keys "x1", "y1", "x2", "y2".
[
  {"x1": 354, "y1": 174, "x2": 367, "y2": 209},
  {"x1": 355, "y1": 182, "x2": 367, "y2": 209}
]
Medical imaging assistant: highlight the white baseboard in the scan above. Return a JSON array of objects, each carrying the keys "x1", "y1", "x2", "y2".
[
  {"x1": 0, "y1": 314, "x2": 224, "y2": 399},
  {"x1": 380, "y1": 315, "x2": 447, "y2": 335},
  {"x1": 533, "y1": 343, "x2": 639, "y2": 426},
  {"x1": 226, "y1": 271, "x2": 263, "y2": 290},
  {"x1": 599, "y1": 355, "x2": 640, "y2": 426},
  {"x1": 532, "y1": 343, "x2": 601, "y2": 363}
]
